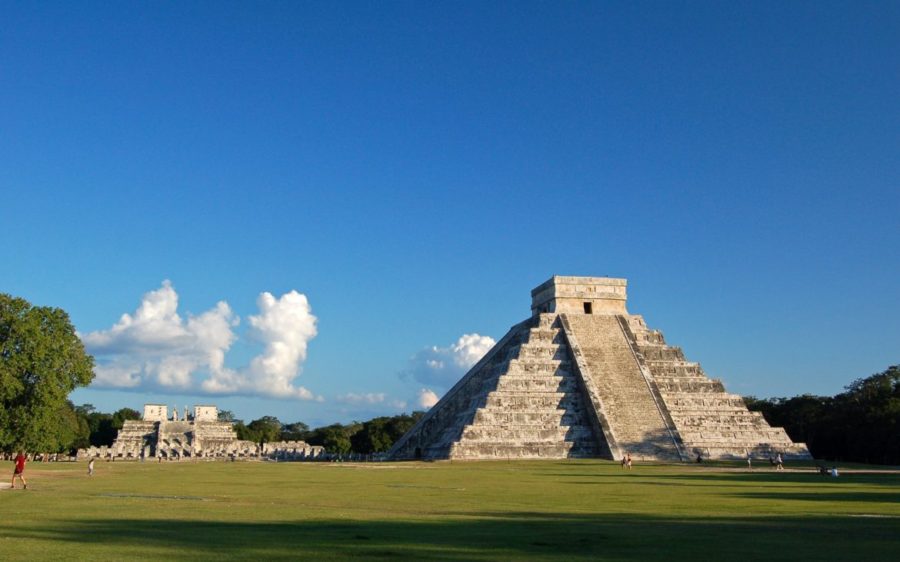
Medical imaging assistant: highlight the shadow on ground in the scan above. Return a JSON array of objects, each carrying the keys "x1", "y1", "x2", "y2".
[{"x1": 7, "y1": 511, "x2": 899, "y2": 561}]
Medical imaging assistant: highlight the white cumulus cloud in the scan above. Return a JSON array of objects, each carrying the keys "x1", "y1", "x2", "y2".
[
  {"x1": 202, "y1": 290, "x2": 318, "y2": 399},
  {"x1": 416, "y1": 388, "x2": 440, "y2": 409},
  {"x1": 82, "y1": 281, "x2": 320, "y2": 400},
  {"x1": 401, "y1": 333, "x2": 496, "y2": 390}
]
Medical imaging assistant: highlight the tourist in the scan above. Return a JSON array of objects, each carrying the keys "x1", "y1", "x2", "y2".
[
  {"x1": 621, "y1": 454, "x2": 627, "y2": 468},
  {"x1": 747, "y1": 453, "x2": 753, "y2": 470},
  {"x1": 10, "y1": 451, "x2": 28, "y2": 490},
  {"x1": 626, "y1": 453, "x2": 633, "y2": 469},
  {"x1": 88, "y1": 458, "x2": 95, "y2": 477},
  {"x1": 775, "y1": 453, "x2": 784, "y2": 471},
  {"x1": 830, "y1": 467, "x2": 839, "y2": 478},
  {"x1": 696, "y1": 452, "x2": 703, "y2": 464}
]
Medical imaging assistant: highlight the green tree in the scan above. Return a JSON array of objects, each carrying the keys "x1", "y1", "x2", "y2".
[
  {"x1": 233, "y1": 421, "x2": 258, "y2": 442},
  {"x1": 305, "y1": 423, "x2": 360, "y2": 455},
  {"x1": 0, "y1": 294, "x2": 94, "y2": 452},
  {"x1": 86, "y1": 412, "x2": 117, "y2": 446},
  {"x1": 349, "y1": 412, "x2": 425, "y2": 454},
  {"x1": 281, "y1": 421, "x2": 310, "y2": 441},
  {"x1": 247, "y1": 416, "x2": 282, "y2": 444},
  {"x1": 112, "y1": 407, "x2": 141, "y2": 428},
  {"x1": 351, "y1": 417, "x2": 393, "y2": 453},
  {"x1": 217, "y1": 409, "x2": 236, "y2": 423}
]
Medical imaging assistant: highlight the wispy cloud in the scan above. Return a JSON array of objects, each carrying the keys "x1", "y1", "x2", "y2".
[{"x1": 336, "y1": 392, "x2": 387, "y2": 405}]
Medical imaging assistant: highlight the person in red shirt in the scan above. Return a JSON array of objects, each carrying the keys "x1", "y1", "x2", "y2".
[{"x1": 10, "y1": 452, "x2": 27, "y2": 490}]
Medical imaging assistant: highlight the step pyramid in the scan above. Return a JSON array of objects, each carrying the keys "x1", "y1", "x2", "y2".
[{"x1": 389, "y1": 276, "x2": 811, "y2": 461}]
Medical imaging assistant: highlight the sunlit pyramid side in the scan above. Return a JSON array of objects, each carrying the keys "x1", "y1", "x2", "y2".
[{"x1": 389, "y1": 276, "x2": 811, "y2": 461}]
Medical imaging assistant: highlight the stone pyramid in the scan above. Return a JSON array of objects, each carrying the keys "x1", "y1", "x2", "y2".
[{"x1": 389, "y1": 276, "x2": 811, "y2": 461}]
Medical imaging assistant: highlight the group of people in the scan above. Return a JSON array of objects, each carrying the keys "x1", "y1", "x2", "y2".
[
  {"x1": 620, "y1": 453, "x2": 633, "y2": 469},
  {"x1": 770, "y1": 453, "x2": 785, "y2": 471},
  {"x1": 743, "y1": 452, "x2": 784, "y2": 471}
]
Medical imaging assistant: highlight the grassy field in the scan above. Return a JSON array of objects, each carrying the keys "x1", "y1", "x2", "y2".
[{"x1": 2, "y1": 459, "x2": 898, "y2": 561}]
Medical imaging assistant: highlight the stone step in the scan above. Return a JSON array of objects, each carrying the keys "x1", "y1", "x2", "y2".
[
  {"x1": 450, "y1": 441, "x2": 599, "y2": 459},
  {"x1": 656, "y1": 381, "x2": 726, "y2": 393},
  {"x1": 662, "y1": 391, "x2": 745, "y2": 401},
  {"x1": 493, "y1": 377, "x2": 578, "y2": 392},
  {"x1": 501, "y1": 360, "x2": 572, "y2": 376},
  {"x1": 637, "y1": 347, "x2": 685, "y2": 362},
  {"x1": 679, "y1": 430, "x2": 793, "y2": 442},
  {"x1": 514, "y1": 345, "x2": 569, "y2": 361},
  {"x1": 643, "y1": 363, "x2": 704, "y2": 377},
  {"x1": 473, "y1": 410, "x2": 591, "y2": 425},
  {"x1": 671, "y1": 413, "x2": 769, "y2": 424},
  {"x1": 644, "y1": 360, "x2": 701, "y2": 369},
  {"x1": 460, "y1": 425, "x2": 596, "y2": 442},
  {"x1": 537, "y1": 314, "x2": 558, "y2": 329},
  {"x1": 482, "y1": 392, "x2": 573, "y2": 409},
  {"x1": 525, "y1": 328, "x2": 564, "y2": 345},
  {"x1": 493, "y1": 371, "x2": 571, "y2": 380}
]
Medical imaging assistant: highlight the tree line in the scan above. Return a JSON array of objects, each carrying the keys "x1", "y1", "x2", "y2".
[
  {"x1": 20, "y1": 405, "x2": 425, "y2": 457},
  {"x1": 745, "y1": 365, "x2": 899, "y2": 465},
  {"x1": 225, "y1": 411, "x2": 425, "y2": 455}
]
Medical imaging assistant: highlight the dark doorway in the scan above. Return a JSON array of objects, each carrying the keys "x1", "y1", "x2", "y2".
[{"x1": 583, "y1": 302, "x2": 593, "y2": 314}]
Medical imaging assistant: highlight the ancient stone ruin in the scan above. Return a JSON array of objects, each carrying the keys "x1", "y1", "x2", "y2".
[
  {"x1": 77, "y1": 404, "x2": 324, "y2": 461},
  {"x1": 390, "y1": 276, "x2": 811, "y2": 461}
]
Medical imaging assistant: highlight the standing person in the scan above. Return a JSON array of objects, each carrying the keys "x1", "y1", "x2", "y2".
[
  {"x1": 10, "y1": 452, "x2": 27, "y2": 490},
  {"x1": 747, "y1": 452, "x2": 753, "y2": 470},
  {"x1": 775, "y1": 453, "x2": 784, "y2": 471},
  {"x1": 88, "y1": 458, "x2": 95, "y2": 476},
  {"x1": 626, "y1": 453, "x2": 633, "y2": 470}
]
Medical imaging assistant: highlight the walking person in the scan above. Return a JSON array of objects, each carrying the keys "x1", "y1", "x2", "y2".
[
  {"x1": 775, "y1": 453, "x2": 784, "y2": 471},
  {"x1": 88, "y1": 458, "x2": 95, "y2": 476},
  {"x1": 10, "y1": 451, "x2": 28, "y2": 490},
  {"x1": 747, "y1": 452, "x2": 753, "y2": 470}
]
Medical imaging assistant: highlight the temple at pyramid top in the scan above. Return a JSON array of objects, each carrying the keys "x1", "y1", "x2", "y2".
[
  {"x1": 389, "y1": 274, "x2": 811, "y2": 462},
  {"x1": 531, "y1": 275, "x2": 628, "y2": 316}
]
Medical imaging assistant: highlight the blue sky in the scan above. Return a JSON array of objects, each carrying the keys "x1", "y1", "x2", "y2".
[{"x1": 2, "y1": 2, "x2": 897, "y2": 427}]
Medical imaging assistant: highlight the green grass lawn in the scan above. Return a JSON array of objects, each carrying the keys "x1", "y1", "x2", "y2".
[{"x1": 2, "y1": 459, "x2": 898, "y2": 560}]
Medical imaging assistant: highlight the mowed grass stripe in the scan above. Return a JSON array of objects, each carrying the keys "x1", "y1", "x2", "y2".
[{"x1": 2, "y1": 460, "x2": 898, "y2": 561}]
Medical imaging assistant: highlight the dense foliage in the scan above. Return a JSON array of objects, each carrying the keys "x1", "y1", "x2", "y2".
[
  {"x1": 233, "y1": 412, "x2": 425, "y2": 455},
  {"x1": 0, "y1": 294, "x2": 95, "y2": 453},
  {"x1": 71, "y1": 404, "x2": 142, "y2": 449},
  {"x1": 745, "y1": 365, "x2": 899, "y2": 464}
]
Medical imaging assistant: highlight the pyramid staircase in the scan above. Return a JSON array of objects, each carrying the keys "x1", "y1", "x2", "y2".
[
  {"x1": 391, "y1": 315, "x2": 606, "y2": 460},
  {"x1": 621, "y1": 315, "x2": 810, "y2": 459},
  {"x1": 389, "y1": 276, "x2": 810, "y2": 461}
]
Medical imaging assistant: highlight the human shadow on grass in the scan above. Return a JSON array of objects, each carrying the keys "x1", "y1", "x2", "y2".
[{"x1": 9, "y1": 512, "x2": 900, "y2": 561}]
